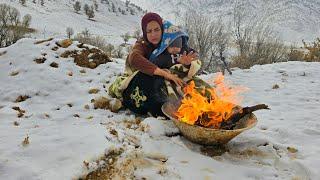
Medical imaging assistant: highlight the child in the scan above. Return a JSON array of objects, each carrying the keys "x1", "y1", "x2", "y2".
[
  {"x1": 147, "y1": 21, "x2": 209, "y2": 99},
  {"x1": 149, "y1": 21, "x2": 198, "y2": 70},
  {"x1": 152, "y1": 36, "x2": 195, "y2": 69}
]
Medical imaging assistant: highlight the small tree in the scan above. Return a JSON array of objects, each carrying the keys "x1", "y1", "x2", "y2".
[
  {"x1": 0, "y1": 4, "x2": 33, "y2": 48},
  {"x1": 129, "y1": 8, "x2": 135, "y2": 15},
  {"x1": 86, "y1": 6, "x2": 95, "y2": 19},
  {"x1": 93, "y1": 0, "x2": 98, "y2": 11},
  {"x1": 83, "y1": 4, "x2": 90, "y2": 15},
  {"x1": 40, "y1": 0, "x2": 44, "y2": 6},
  {"x1": 73, "y1": 1, "x2": 81, "y2": 13},
  {"x1": 111, "y1": 3, "x2": 116, "y2": 12},
  {"x1": 125, "y1": 0, "x2": 130, "y2": 7},
  {"x1": 132, "y1": 28, "x2": 141, "y2": 39},
  {"x1": 66, "y1": 27, "x2": 74, "y2": 39},
  {"x1": 184, "y1": 11, "x2": 217, "y2": 70},
  {"x1": 82, "y1": 28, "x2": 90, "y2": 38},
  {"x1": 32, "y1": 0, "x2": 36, "y2": 4},
  {"x1": 121, "y1": 32, "x2": 130, "y2": 45},
  {"x1": 19, "y1": 0, "x2": 26, "y2": 6},
  {"x1": 113, "y1": 46, "x2": 124, "y2": 58},
  {"x1": 104, "y1": 43, "x2": 114, "y2": 57},
  {"x1": 22, "y1": 14, "x2": 32, "y2": 27}
]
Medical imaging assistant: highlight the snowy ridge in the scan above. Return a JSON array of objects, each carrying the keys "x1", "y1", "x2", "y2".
[{"x1": 130, "y1": 0, "x2": 320, "y2": 43}]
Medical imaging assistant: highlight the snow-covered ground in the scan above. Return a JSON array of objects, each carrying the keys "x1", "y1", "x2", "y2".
[{"x1": 1, "y1": 38, "x2": 319, "y2": 179}]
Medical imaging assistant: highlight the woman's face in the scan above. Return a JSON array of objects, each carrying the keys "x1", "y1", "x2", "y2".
[{"x1": 146, "y1": 21, "x2": 162, "y2": 45}]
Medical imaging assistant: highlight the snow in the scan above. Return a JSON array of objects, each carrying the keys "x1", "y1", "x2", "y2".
[
  {"x1": 1, "y1": 37, "x2": 319, "y2": 179},
  {"x1": 129, "y1": 0, "x2": 320, "y2": 44},
  {"x1": 0, "y1": 0, "x2": 143, "y2": 45}
]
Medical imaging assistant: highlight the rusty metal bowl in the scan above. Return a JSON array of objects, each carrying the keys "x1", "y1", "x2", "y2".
[{"x1": 161, "y1": 100, "x2": 258, "y2": 145}]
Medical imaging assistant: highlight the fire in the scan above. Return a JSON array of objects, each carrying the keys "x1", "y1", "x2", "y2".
[{"x1": 175, "y1": 73, "x2": 248, "y2": 128}]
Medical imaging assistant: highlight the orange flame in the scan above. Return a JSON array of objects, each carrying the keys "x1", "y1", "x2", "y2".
[{"x1": 175, "y1": 73, "x2": 248, "y2": 128}]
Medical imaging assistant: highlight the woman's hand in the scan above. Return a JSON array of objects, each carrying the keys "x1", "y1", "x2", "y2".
[
  {"x1": 177, "y1": 51, "x2": 198, "y2": 65},
  {"x1": 164, "y1": 71, "x2": 185, "y2": 87},
  {"x1": 154, "y1": 68, "x2": 185, "y2": 87}
]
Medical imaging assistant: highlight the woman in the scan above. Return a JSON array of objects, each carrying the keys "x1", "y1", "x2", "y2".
[{"x1": 109, "y1": 12, "x2": 196, "y2": 116}]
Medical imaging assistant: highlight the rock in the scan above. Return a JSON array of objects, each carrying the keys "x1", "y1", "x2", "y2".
[
  {"x1": 93, "y1": 97, "x2": 110, "y2": 109},
  {"x1": 15, "y1": 95, "x2": 30, "y2": 102},
  {"x1": 22, "y1": 135, "x2": 30, "y2": 147},
  {"x1": 60, "y1": 50, "x2": 78, "y2": 58},
  {"x1": 84, "y1": 104, "x2": 90, "y2": 109},
  {"x1": 10, "y1": 71, "x2": 19, "y2": 76},
  {"x1": 67, "y1": 71, "x2": 73, "y2": 76},
  {"x1": 56, "y1": 39, "x2": 72, "y2": 48},
  {"x1": 34, "y1": 57, "x2": 46, "y2": 64},
  {"x1": 50, "y1": 62, "x2": 59, "y2": 68},
  {"x1": 88, "y1": 88, "x2": 100, "y2": 94},
  {"x1": 272, "y1": 84, "x2": 279, "y2": 89},
  {"x1": 109, "y1": 98, "x2": 122, "y2": 112},
  {"x1": 51, "y1": 46, "x2": 59, "y2": 51},
  {"x1": 287, "y1": 146, "x2": 298, "y2": 153}
]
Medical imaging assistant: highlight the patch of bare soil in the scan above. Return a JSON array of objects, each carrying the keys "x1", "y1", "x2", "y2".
[
  {"x1": 61, "y1": 43, "x2": 111, "y2": 69},
  {"x1": 81, "y1": 150, "x2": 162, "y2": 180},
  {"x1": 15, "y1": 95, "x2": 30, "y2": 102},
  {"x1": 201, "y1": 145, "x2": 229, "y2": 157}
]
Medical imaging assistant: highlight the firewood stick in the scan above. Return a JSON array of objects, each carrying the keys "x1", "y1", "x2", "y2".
[{"x1": 220, "y1": 104, "x2": 269, "y2": 130}]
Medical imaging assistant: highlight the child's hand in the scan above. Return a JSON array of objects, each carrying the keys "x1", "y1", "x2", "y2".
[{"x1": 178, "y1": 51, "x2": 198, "y2": 65}]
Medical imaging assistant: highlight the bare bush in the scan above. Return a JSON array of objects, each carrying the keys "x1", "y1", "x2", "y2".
[
  {"x1": 121, "y1": 32, "x2": 130, "y2": 45},
  {"x1": 102, "y1": 43, "x2": 114, "y2": 57},
  {"x1": 66, "y1": 27, "x2": 74, "y2": 39},
  {"x1": 74, "y1": 29, "x2": 106, "y2": 49},
  {"x1": 73, "y1": 1, "x2": 81, "y2": 13},
  {"x1": 183, "y1": 11, "x2": 231, "y2": 73},
  {"x1": 85, "y1": 6, "x2": 95, "y2": 19},
  {"x1": 132, "y1": 28, "x2": 141, "y2": 39},
  {"x1": 230, "y1": 1, "x2": 288, "y2": 69},
  {"x1": 113, "y1": 46, "x2": 124, "y2": 58},
  {"x1": 0, "y1": 4, "x2": 33, "y2": 47},
  {"x1": 302, "y1": 38, "x2": 320, "y2": 62}
]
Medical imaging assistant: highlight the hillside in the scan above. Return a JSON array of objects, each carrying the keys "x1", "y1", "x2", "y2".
[
  {"x1": 0, "y1": 38, "x2": 319, "y2": 179},
  {"x1": 130, "y1": 0, "x2": 320, "y2": 43}
]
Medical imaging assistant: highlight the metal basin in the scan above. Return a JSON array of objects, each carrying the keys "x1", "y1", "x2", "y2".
[{"x1": 161, "y1": 100, "x2": 258, "y2": 145}]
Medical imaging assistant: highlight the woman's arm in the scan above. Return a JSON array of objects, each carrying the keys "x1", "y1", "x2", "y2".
[
  {"x1": 128, "y1": 40, "x2": 158, "y2": 75},
  {"x1": 128, "y1": 40, "x2": 185, "y2": 86}
]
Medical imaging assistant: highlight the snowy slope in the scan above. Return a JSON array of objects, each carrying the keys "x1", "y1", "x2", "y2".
[
  {"x1": 130, "y1": 0, "x2": 320, "y2": 43},
  {"x1": 1, "y1": 38, "x2": 320, "y2": 179},
  {"x1": 0, "y1": 0, "x2": 144, "y2": 44}
]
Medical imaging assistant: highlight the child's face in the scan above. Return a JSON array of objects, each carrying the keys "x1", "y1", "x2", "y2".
[{"x1": 167, "y1": 47, "x2": 181, "y2": 54}]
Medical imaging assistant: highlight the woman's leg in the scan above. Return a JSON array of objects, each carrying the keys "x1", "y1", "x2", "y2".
[{"x1": 122, "y1": 72, "x2": 167, "y2": 116}]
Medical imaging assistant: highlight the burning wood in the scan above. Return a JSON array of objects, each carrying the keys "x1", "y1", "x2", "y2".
[
  {"x1": 175, "y1": 73, "x2": 268, "y2": 130},
  {"x1": 211, "y1": 104, "x2": 268, "y2": 130}
]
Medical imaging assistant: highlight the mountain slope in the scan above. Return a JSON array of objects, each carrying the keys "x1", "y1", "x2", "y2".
[
  {"x1": 0, "y1": 0, "x2": 144, "y2": 44},
  {"x1": 130, "y1": 0, "x2": 320, "y2": 43}
]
